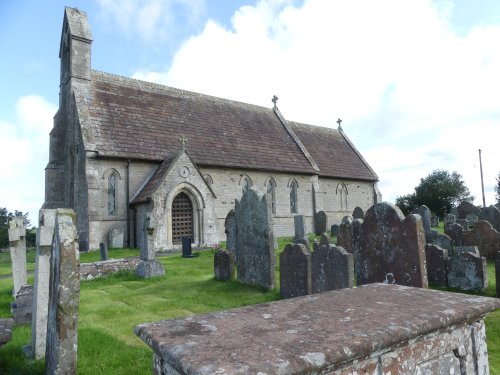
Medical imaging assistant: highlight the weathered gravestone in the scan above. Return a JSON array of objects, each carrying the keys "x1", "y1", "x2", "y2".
[
  {"x1": 485, "y1": 205, "x2": 500, "y2": 232},
  {"x1": 352, "y1": 206, "x2": 364, "y2": 220},
  {"x1": 30, "y1": 208, "x2": 56, "y2": 359},
  {"x1": 136, "y1": 214, "x2": 165, "y2": 278},
  {"x1": 496, "y1": 252, "x2": 500, "y2": 298},
  {"x1": 214, "y1": 250, "x2": 235, "y2": 281},
  {"x1": 8, "y1": 216, "x2": 27, "y2": 296},
  {"x1": 312, "y1": 234, "x2": 354, "y2": 293},
  {"x1": 108, "y1": 227, "x2": 124, "y2": 248},
  {"x1": 330, "y1": 224, "x2": 340, "y2": 237},
  {"x1": 337, "y1": 216, "x2": 353, "y2": 254},
  {"x1": 446, "y1": 223, "x2": 463, "y2": 247},
  {"x1": 466, "y1": 214, "x2": 479, "y2": 227},
  {"x1": 353, "y1": 203, "x2": 428, "y2": 288},
  {"x1": 425, "y1": 244, "x2": 448, "y2": 287},
  {"x1": 447, "y1": 251, "x2": 487, "y2": 292},
  {"x1": 462, "y1": 220, "x2": 500, "y2": 260},
  {"x1": 0, "y1": 318, "x2": 14, "y2": 348},
  {"x1": 233, "y1": 188, "x2": 275, "y2": 290},
  {"x1": 11, "y1": 284, "x2": 33, "y2": 324},
  {"x1": 444, "y1": 213, "x2": 456, "y2": 233},
  {"x1": 430, "y1": 214, "x2": 439, "y2": 227},
  {"x1": 457, "y1": 201, "x2": 483, "y2": 221},
  {"x1": 280, "y1": 243, "x2": 311, "y2": 299},
  {"x1": 432, "y1": 233, "x2": 452, "y2": 252},
  {"x1": 314, "y1": 210, "x2": 327, "y2": 236},
  {"x1": 99, "y1": 242, "x2": 108, "y2": 261},
  {"x1": 293, "y1": 215, "x2": 309, "y2": 250},
  {"x1": 454, "y1": 246, "x2": 480, "y2": 257},
  {"x1": 224, "y1": 209, "x2": 236, "y2": 254},
  {"x1": 456, "y1": 219, "x2": 469, "y2": 231},
  {"x1": 418, "y1": 205, "x2": 433, "y2": 243},
  {"x1": 45, "y1": 209, "x2": 80, "y2": 374}
]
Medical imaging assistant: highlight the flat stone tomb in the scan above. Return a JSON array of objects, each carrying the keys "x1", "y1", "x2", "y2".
[{"x1": 135, "y1": 284, "x2": 500, "y2": 375}]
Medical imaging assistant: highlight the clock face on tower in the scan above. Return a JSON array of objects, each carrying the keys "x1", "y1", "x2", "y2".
[{"x1": 179, "y1": 165, "x2": 190, "y2": 178}]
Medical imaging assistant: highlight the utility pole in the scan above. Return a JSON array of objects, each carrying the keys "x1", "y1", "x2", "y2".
[{"x1": 479, "y1": 149, "x2": 486, "y2": 207}]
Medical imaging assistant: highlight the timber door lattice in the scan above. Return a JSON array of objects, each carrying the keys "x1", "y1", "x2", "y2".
[{"x1": 172, "y1": 192, "x2": 193, "y2": 245}]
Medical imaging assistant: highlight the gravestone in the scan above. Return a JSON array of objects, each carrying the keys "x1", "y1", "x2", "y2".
[
  {"x1": 431, "y1": 215, "x2": 439, "y2": 227},
  {"x1": 353, "y1": 203, "x2": 428, "y2": 288},
  {"x1": 466, "y1": 214, "x2": 479, "y2": 227},
  {"x1": 418, "y1": 205, "x2": 433, "y2": 243},
  {"x1": 30, "y1": 208, "x2": 56, "y2": 359},
  {"x1": 279, "y1": 243, "x2": 311, "y2": 299},
  {"x1": 457, "y1": 201, "x2": 483, "y2": 221},
  {"x1": 425, "y1": 244, "x2": 448, "y2": 287},
  {"x1": 312, "y1": 234, "x2": 353, "y2": 294},
  {"x1": 294, "y1": 237, "x2": 310, "y2": 251},
  {"x1": 233, "y1": 188, "x2": 275, "y2": 290},
  {"x1": 446, "y1": 223, "x2": 463, "y2": 247},
  {"x1": 293, "y1": 215, "x2": 306, "y2": 241},
  {"x1": 224, "y1": 209, "x2": 236, "y2": 253},
  {"x1": 352, "y1": 206, "x2": 364, "y2": 220},
  {"x1": 485, "y1": 205, "x2": 500, "y2": 232},
  {"x1": 496, "y1": 252, "x2": 500, "y2": 298},
  {"x1": 108, "y1": 227, "x2": 124, "y2": 248},
  {"x1": 454, "y1": 246, "x2": 480, "y2": 257},
  {"x1": 314, "y1": 210, "x2": 327, "y2": 236},
  {"x1": 432, "y1": 233, "x2": 452, "y2": 252},
  {"x1": 45, "y1": 209, "x2": 80, "y2": 374},
  {"x1": 447, "y1": 252, "x2": 487, "y2": 292},
  {"x1": 11, "y1": 284, "x2": 33, "y2": 324},
  {"x1": 181, "y1": 236, "x2": 194, "y2": 258},
  {"x1": 456, "y1": 219, "x2": 469, "y2": 231},
  {"x1": 337, "y1": 216, "x2": 353, "y2": 254},
  {"x1": 99, "y1": 242, "x2": 108, "y2": 261},
  {"x1": 463, "y1": 220, "x2": 500, "y2": 260},
  {"x1": 330, "y1": 224, "x2": 340, "y2": 237},
  {"x1": 444, "y1": 213, "x2": 456, "y2": 233},
  {"x1": 214, "y1": 250, "x2": 235, "y2": 281},
  {"x1": 8, "y1": 216, "x2": 27, "y2": 296},
  {"x1": 0, "y1": 318, "x2": 14, "y2": 348},
  {"x1": 136, "y1": 214, "x2": 165, "y2": 278}
]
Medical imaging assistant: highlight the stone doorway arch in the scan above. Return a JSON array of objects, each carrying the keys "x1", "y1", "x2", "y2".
[{"x1": 171, "y1": 192, "x2": 193, "y2": 245}]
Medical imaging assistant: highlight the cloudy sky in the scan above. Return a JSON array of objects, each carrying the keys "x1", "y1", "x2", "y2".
[{"x1": 1, "y1": 0, "x2": 499, "y2": 225}]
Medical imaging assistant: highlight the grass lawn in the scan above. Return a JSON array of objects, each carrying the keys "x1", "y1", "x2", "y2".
[{"x1": 0, "y1": 235, "x2": 498, "y2": 374}]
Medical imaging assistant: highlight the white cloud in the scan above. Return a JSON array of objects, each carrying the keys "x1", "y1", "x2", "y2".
[
  {"x1": 0, "y1": 96, "x2": 57, "y2": 226},
  {"x1": 133, "y1": 0, "x2": 500, "y2": 209},
  {"x1": 96, "y1": 0, "x2": 206, "y2": 42}
]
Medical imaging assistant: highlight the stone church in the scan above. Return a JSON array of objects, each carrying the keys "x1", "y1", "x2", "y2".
[{"x1": 44, "y1": 7, "x2": 381, "y2": 252}]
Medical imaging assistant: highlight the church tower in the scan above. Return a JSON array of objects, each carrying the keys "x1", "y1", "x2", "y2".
[{"x1": 44, "y1": 7, "x2": 93, "y2": 250}]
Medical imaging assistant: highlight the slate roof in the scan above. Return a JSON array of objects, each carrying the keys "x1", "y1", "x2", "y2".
[{"x1": 84, "y1": 70, "x2": 377, "y2": 182}]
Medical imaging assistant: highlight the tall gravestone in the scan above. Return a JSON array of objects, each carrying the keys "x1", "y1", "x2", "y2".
[
  {"x1": 136, "y1": 214, "x2": 165, "y2": 278},
  {"x1": 8, "y1": 216, "x2": 27, "y2": 296},
  {"x1": 293, "y1": 215, "x2": 310, "y2": 250},
  {"x1": 45, "y1": 209, "x2": 80, "y2": 374},
  {"x1": 234, "y1": 188, "x2": 275, "y2": 290},
  {"x1": 224, "y1": 209, "x2": 236, "y2": 253},
  {"x1": 424, "y1": 244, "x2": 448, "y2": 287},
  {"x1": 418, "y1": 205, "x2": 433, "y2": 243},
  {"x1": 314, "y1": 210, "x2": 327, "y2": 236},
  {"x1": 353, "y1": 203, "x2": 428, "y2": 288},
  {"x1": 280, "y1": 243, "x2": 311, "y2": 298},
  {"x1": 312, "y1": 235, "x2": 353, "y2": 293},
  {"x1": 337, "y1": 216, "x2": 353, "y2": 253},
  {"x1": 352, "y1": 207, "x2": 364, "y2": 220},
  {"x1": 30, "y1": 209, "x2": 56, "y2": 359}
]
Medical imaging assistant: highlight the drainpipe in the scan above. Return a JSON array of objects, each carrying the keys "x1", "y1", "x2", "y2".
[{"x1": 126, "y1": 159, "x2": 130, "y2": 247}]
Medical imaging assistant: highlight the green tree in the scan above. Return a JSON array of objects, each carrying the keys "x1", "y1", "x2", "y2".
[
  {"x1": 395, "y1": 170, "x2": 474, "y2": 217},
  {"x1": 0, "y1": 207, "x2": 32, "y2": 249}
]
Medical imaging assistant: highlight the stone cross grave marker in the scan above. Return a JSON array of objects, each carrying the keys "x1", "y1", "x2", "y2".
[
  {"x1": 233, "y1": 188, "x2": 275, "y2": 290},
  {"x1": 45, "y1": 209, "x2": 80, "y2": 374},
  {"x1": 8, "y1": 216, "x2": 27, "y2": 296},
  {"x1": 136, "y1": 213, "x2": 165, "y2": 278},
  {"x1": 30, "y1": 209, "x2": 56, "y2": 359},
  {"x1": 353, "y1": 203, "x2": 428, "y2": 288},
  {"x1": 279, "y1": 243, "x2": 311, "y2": 298}
]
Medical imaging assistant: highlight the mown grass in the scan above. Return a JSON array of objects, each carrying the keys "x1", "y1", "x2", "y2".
[{"x1": 0, "y1": 236, "x2": 498, "y2": 374}]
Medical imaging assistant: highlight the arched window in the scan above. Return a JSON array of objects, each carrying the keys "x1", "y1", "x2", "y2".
[
  {"x1": 266, "y1": 178, "x2": 276, "y2": 214},
  {"x1": 241, "y1": 175, "x2": 252, "y2": 193},
  {"x1": 289, "y1": 179, "x2": 298, "y2": 214},
  {"x1": 336, "y1": 182, "x2": 348, "y2": 211},
  {"x1": 108, "y1": 174, "x2": 116, "y2": 215}
]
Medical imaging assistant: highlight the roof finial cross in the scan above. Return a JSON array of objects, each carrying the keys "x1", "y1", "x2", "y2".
[
  {"x1": 272, "y1": 95, "x2": 278, "y2": 109},
  {"x1": 179, "y1": 135, "x2": 188, "y2": 149},
  {"x1": 337, "y1": 118, "x2": 343, "y2": 131}
]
